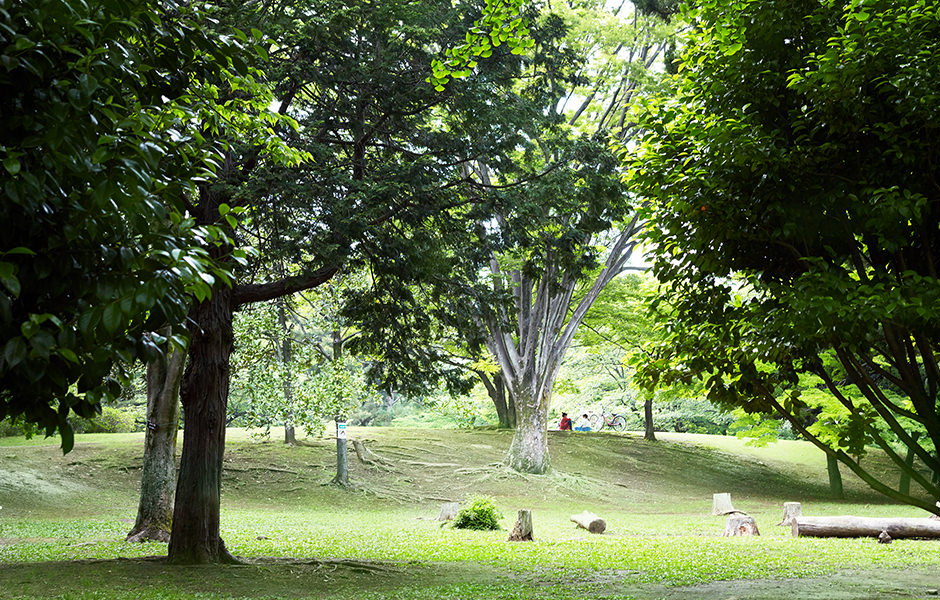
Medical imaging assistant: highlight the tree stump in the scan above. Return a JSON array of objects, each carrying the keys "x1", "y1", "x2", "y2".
[
  {"x1": 777, "y1": 502, "x2": 802, "y2": 526},
  {"x1": 724, "y1": 512, "x2": 759, "y2": 536},
  {"x1": 570, "y1": 510, "x2": 606, "y2": 534},
  {"x1": 508, "y1": 509, "x2": 533, "y2": 541},
  {"x1": 712, "y1": 492, "x2": 736, "y2": 515},
  {"x1": 436, "y1": 502, "x2": 460, "y2": 521},
  {"x1": 930, "y1": 502, "x2": 940, "y2": 521}
]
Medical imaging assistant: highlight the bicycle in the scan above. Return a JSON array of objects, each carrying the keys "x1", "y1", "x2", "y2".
[{"x1": 588, "y1": 410, "x2": 627, "y2": 432}]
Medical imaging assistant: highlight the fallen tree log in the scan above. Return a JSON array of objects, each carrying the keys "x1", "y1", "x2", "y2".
[
  {"x1": 570, "y1": 511, "x2": 606, "y2": 534},
  {"x1": 792, "y1": 516, "x2": 940, "y2": 539}
]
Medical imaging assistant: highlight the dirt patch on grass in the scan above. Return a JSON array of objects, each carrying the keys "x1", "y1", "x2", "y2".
[
  {"x1": 631, "y1": 567, "x2": 940, "y2": 599},
  {"x1": 0, "y1": 558, "x2": 935, "y2": 599},
  {"x1": 0, "y1": 467, "x2": 89, "y2": 498}
]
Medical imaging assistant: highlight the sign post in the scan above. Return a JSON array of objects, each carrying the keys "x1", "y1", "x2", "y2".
[{"x1": 334, "y1": 418, "x2": 348, "y2": 487}]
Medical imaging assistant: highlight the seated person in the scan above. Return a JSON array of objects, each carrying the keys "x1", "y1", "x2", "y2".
[
  {"x1": 574, "y1": 413, "x2": 591, "y2": 431},
  {"x1": 559, "y1": 412, "x2": 572, "y2": 430}
]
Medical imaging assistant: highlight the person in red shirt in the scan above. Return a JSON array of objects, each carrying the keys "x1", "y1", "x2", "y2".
[{"x1": 559, "y1": 412, "x2": 573, "y2": 430}]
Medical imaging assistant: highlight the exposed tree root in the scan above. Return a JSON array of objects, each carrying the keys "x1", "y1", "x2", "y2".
[
  {"x1": 125, "y1": 526, "x2": 170, "y2": 543},
  {"x1": 224, "y1": 466, "x2": 299, "y2": 474},
  {"x1": 351, "y1": 439, "x2": 397, "y2": 472}
]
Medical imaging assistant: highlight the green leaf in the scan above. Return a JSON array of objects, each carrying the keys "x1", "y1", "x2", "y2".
[
  {"x1": 4, "y1": 247, "x2": 35, "y2": 256},
  {"x1": 102, "y1": 303, "x2": 122, "y2": 334},
  {"x1": 0, "y1": 262, "x2": 20, "y2": 297},
  {"x1": 4, "y1": 336, "x2": 27, "y2": 367},
  {"x1": 3, "y1": 156, "x2": 21, "y2": 175}
]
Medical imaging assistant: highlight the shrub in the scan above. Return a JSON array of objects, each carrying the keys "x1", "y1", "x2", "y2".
[
  {"x1": 0, "y1": 417, "x2": 30, "y2": 437},
  {"x1": 452, "y1": 496, "x2": 502, "y2": 531},
  {"x1": 70, "y1": 405, "x2": 141, "y2": 434}
]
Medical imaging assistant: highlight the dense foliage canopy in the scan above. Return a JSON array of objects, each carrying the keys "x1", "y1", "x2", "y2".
[
  {"x1": 0, "y1": 0, "x2": 280, "y2": 450},
  {"x1": 631, "y1": 0, "x2": 940, "y2": 510}
]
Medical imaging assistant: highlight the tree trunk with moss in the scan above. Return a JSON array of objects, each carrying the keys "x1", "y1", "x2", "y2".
[
  {"x1": 506, "y1": 384, "x2": 551, "y2": 474},
  {"x1": 126, "y1": 329, "x2": 185, "y2": 543}
]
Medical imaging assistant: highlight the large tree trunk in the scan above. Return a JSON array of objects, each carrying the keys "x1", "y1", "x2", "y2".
[
  {"x1": 506, "y1": 386, "x2": 550, "y2": 474},
  {"x1": 643, "y1": 392, "x2": 655, "y2": 441},
  {"x1": 126, "y1": 329, "x2": 185, "y2": 543},
  {"x1": 168, "y1": 288, "x2": 237, "y2": 564}
]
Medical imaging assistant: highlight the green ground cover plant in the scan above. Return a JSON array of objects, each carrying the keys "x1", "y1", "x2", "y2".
[
  {"x1": 452, "y1": 497, "x2": 503, "y2": 531},
  {"x1": 1, "y1": 427, "x2": 938, "y2": 599}
]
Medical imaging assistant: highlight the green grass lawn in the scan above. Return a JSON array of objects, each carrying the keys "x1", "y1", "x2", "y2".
[{"x1": 1, "y1": 427, "x2": 938, "y2": 599}]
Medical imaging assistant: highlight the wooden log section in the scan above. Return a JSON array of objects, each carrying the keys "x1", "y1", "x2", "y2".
[
  {"x1": 436, "y1": 502, "x2": 460, "y2": 521},
  {"x1": 792, "y1": 516, "x2": 940, "y2": 539},
  {"x1": 777, "y1": 502, "x2": 802, "y2": 526},
  {"x1": 570, "y1": 511, "x2": 606, "y2": 534},
  {"x1": 724, "y1": 512, "x2": 759, "y2": 536},
  {"x1": 712, "y1": 493, "x2": 736, "y2": 515},
  {"x1": 508, "y1": 509, "x2": 533, "y2": 541}
]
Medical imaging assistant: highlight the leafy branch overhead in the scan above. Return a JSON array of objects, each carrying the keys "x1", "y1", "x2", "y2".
[
  {"x1": 629, "y1": 0, "x2": 940, "y2": 513},
  {"x1": 428, "y1": 0, "x2": 534, "y2": 90}
]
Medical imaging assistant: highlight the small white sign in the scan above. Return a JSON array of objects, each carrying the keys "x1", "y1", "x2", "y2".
[{"x1": 336, "y1": 421, "x2": 347, "y2": 439}]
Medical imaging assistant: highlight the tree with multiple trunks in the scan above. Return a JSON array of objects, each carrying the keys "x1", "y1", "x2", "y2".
[
  {"x1": 630, "y1": 0, "x2": 940, "y2": 513},
  {"x1": 417, "y1": 2, "x2": 671, "y2": 473}
]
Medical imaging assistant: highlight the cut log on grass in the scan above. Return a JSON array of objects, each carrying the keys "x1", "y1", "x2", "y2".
[
  {"x1": 436, "y1": 502, "x2": 460, "y2": 521},
  {"x1": 792, "y1": 516, "x2": 940, "y2": 539},
  {"x1": 724, "y1": 512, "x2": 759, "y2": 536},
  {"x1": 570, "y1": 510, "x2": 606, "y2": 534},
  {"x1": 778, "y1": 502, "x2": 802, "y2": 526},
  {"x1": 712, "y1": 492, "x2": 736, "y2": 515},
  {"x1": 508, "y1": 509, "x2": 533, "y2": 541}
]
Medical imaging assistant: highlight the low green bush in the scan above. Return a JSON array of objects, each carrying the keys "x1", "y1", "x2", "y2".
[
  {"x1": 452, "y1": 496, "x2": 502, "y2": 531},
  {"x1": 0, "y1": 417, "x2": 30, "y2": 437},
  {"x1": 70, "y1": 405, "x2": 141, "y2": 434}
]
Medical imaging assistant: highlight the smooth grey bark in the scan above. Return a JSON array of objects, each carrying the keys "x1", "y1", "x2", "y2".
[
  {"x1": 481, "y1": 219, "x2": 642, "y2": 474},
  {"x1": 126, "y1": 329, "x2": 185, "y2": 543}
]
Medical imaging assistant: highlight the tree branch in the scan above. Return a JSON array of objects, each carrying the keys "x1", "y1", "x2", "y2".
[{"x1": 232, "y1": 266, "x2": 339, "y2": 308}]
